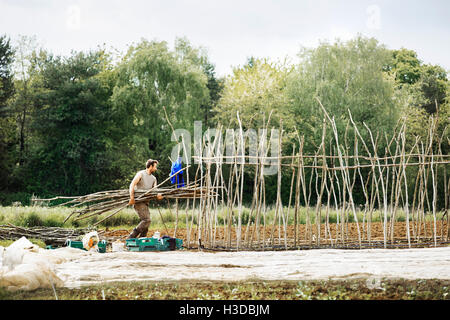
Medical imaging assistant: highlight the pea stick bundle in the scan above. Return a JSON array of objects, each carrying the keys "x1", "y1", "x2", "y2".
[{"x1": 34, "y1": 172, "x2": 218, "y2": 224}]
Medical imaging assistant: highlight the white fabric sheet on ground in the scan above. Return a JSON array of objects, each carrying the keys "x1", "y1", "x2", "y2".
[
  {"x1": 57, "y1": 247, "x2": 450, "y2": 288},
  {"x1": 2, "y1": 237, "x2": 450, "y2": 290},
  {"x1": 0, "y1": 237, "x2": 92, "y2": 291}
]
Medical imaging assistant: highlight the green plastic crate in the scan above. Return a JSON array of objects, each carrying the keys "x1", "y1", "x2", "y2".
[
  {"x1": 160, "y1": 237, "x2": 183, "y2": 250},
  {"x1": 126, "y1": 237, "x2": 183, "y2": 251},
  {"x1": 126, "y1": 237, "x2": 161, "y2": 252},
  {"x1": 65, "y1": 239, "x2": 107, "y2": 253},
  {"x1": 176, "y1": 238, "x2": 183, "y2": 249},
  {"x1": 125, "y1": 237, "x2": 158, "y2": 247}
]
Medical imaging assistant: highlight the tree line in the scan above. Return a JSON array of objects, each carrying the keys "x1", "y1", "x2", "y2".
[{"x1": 0, "y1": 34, "x2": 448, "y2": 207}]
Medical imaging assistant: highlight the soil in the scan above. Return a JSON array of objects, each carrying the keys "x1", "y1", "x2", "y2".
[{"x1": 100, "y1": 220, "x2": 449, "y2": 249}]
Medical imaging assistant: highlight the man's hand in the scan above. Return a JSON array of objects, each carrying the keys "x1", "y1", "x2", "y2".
[
  {"x1": 128, "y1": 197, "x2": 136, "y2": 206},
  {"x1": 156, "y1": 193, "x2": 163, "y2": 201}
]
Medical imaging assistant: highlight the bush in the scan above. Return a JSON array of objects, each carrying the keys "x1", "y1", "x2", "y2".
[
  {"x1": 347, "y1": 214, "x2": 355, "y2": 223},
  {"x1": 160, "y1": 211, "x2": 175, "y2": 223},
  {"x1": 241, "y1": 209, "x2": 255, "y2": 225},
  {"x1": 0, "y1": 192, "x2": 32, "y2": 206},
  {"x1": 43, "y1": 217, "x2": 64, "y2": 227},
  {"x1": 23, "y1": 212, "x2": 44, "y2": 227},
  {"x1": 326, "y1": 214, "x2": 337, "y2": 224}
]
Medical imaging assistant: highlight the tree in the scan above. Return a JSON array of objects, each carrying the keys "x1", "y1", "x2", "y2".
[
  {"x1": 212, "y1": 57, "x2": 294, "y2": 204},
  {"x1": 386, "y1": 48, "x2": 448, "y2": 115},
  {"x1": 385, "y1": 48, "x2": 422, "y2": 85},
  {"x1": 0, "y1": 35, "x2": 15, "y2": 111},
  {"x1": 174, "y1": 37, "x2": 223, "y2": 127},
  {"x1": 415, "y1": 64, "x2": 448, "y2": 114},
  {"x1": 26, "y1": 50, "x2": 116, "y2": 196},
  {"x1": 111, "y1": 38, "x2": 210, "y2": 177},
  {"x1": 214, "y1": 57, "x2": 292, "y2": 131},
  {"x1": 10, "y1": 35, "x2": 42, "y2": 166},
  {"x1": 287, "y1": 36, "x2": 399, "y2": 153},
  {"x1": 0, "y1": 35, "x2": 15, "y2": 192}
]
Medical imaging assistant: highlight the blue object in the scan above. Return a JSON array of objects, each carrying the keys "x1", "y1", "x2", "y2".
[{"x1": 170, "y1": 157, "x2": 185, "y2": 188}]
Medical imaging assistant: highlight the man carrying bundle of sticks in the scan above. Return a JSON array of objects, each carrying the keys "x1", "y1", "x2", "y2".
[{"x1": 127, "y1": 159, "x2": 164, "y2": 239}]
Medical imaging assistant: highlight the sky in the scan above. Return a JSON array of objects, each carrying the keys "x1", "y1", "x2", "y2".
[{"x1": 1, "y1": 0, "x2": 449, "y2": 77}]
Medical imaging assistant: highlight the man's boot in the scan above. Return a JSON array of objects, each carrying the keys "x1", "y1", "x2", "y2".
[
  {"x1": 127, "y1": 228, "x2": 140, "y2": 239},
  {"x1": 139, "y1": 229, "x2": 148, "y2": 238}
]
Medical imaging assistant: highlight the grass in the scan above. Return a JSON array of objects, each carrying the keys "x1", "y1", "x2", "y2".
[
  {"x1": 1, "y1": 279, "x2": 449, "y2": 300},
  {"x1": 0, "y1": 238, "x2": 46, "y2": 248},
  {"x1": 0, "y1": 204, "x2": 446, "y2": 232}
]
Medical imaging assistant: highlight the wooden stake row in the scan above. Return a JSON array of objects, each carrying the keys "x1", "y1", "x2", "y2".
[{"x1": 177, "y1": 104, "x2": 449, "y2": 250}]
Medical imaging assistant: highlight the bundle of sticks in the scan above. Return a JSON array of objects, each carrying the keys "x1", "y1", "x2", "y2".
[
  {"x1": 0, "y1": 223, "x2": 97, "y2": 246},
  {"x1": 34, "y1": 169, "x2": 218, "y2": 226}
]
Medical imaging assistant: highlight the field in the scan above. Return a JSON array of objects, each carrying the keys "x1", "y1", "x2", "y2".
[
  {"x1": 1, "y1": 205, "x2": 447, "y2": 249},
  {"x1": 1, "y1": 205, "x2": 449, "y2": 301}
]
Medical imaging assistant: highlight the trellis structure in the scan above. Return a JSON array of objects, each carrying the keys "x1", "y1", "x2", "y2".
[{"x1": 171, "y1": 102, "x2": 449, "y2": 251}]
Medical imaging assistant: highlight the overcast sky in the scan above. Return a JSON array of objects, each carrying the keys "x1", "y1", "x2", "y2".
[{"x1": 1, "y1": 0, "x2": 449, "y2": 77}]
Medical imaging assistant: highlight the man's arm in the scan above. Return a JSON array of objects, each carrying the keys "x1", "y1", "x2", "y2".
[{"x1": 128, "y1": 173, "x2": 142, "y2": 205}]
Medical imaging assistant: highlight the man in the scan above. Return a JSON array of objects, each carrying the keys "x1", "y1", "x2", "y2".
[{"x1": 127, "y1": 159, "x2": 163, "y2": 239}]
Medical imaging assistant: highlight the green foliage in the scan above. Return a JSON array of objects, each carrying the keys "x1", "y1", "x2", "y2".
[
  {"x1": 214, "y1": 36, "x2": 407, "y2": 162},
  {"x1": 214, "y1": 36, "x2": 409, "y2": 205},
  {"x1": 0, "y1": 35, "x2": 16, "y2": 191},
  {"x1": 287, "y1": 36, "x2": 399, "y2": 154},
  {"x1": 386, "y1": 46, "x2": 449, "y2": 169},
  {"x1": 101, "y1": 211, "x2": 140, "y2": 227},
  {"x1": 415, "y1": 64, "x2": 448, "y2": 114},
  {"x1": 175, "y1": 37, "x2": 223, "y2": 127},
  {"x1": 0, "y1": 238, "x2": 46, "y2": 248},
  {"x1": 22, "y1": 49, "x2": 118, "y2": 196},
  {"x1": 110, "y1": 38, "x2": 212, "y2": 178},
  {"x1": 386, "y1": 48, "x2": 422, "y2": 85},
  {"x1": 386, "y1": 47, "x2": 448, "y2": 115},
  {"x1": 0, "y1": 34, "x2": 15, "y2": 110},
  {"x1": 0, "y1": 33, "x2": 447, "y2": 211},
  {"x1": 214, "y1": 57, "x2": 292, "y2": 131}
]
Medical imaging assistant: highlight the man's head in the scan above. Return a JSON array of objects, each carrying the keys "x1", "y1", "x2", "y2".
[{"x1": 146, "y1": 159, "x2": 159, "y2": 174}]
